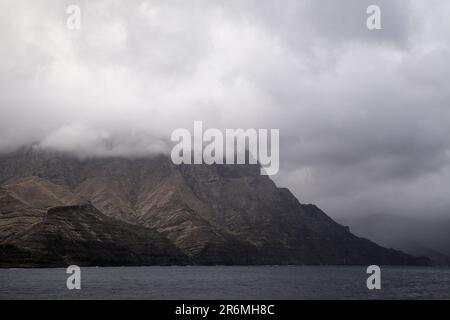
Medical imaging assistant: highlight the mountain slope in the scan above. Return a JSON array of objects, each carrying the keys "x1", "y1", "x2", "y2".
[
  {"x1": 0, "y1": 148, "x2": 430, "y2": 265},
  {"x1": 0, "y1": 176, "x2": 189, "y2": 267}
]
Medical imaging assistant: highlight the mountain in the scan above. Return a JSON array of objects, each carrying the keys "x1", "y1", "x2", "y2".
[
  {"x1": 0, "y1": 147, "x2": 429, "y2": 266},
  {"x1": 338, "y1": 213, "x2": 450, "y2": 265}
]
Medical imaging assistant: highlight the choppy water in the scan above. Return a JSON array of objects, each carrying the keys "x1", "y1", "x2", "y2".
[{"x1": 0, "y1": 266, "x2": 449, "y2": 300}]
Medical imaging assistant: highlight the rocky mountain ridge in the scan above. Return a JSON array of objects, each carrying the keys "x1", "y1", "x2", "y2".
[{"x1": 0, "y1": 148, "x2": 430, "y2": 266}]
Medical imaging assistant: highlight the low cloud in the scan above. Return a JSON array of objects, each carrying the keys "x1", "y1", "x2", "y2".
[{"x1": 1, "y1": 0, "x2": 450, "y2": 219}]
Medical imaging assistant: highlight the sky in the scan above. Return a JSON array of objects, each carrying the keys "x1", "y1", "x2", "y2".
[{"x1": 1, "y1": 0, "x2": 450, "y2": 219}]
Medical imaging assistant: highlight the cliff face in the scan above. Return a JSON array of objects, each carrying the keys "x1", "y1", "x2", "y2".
[{"x1": 0, "y1": 148, "x2": 429, "y2": 266}]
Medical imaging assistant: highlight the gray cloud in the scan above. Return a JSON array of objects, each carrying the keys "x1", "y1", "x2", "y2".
[{"x1": 1, "y1": 0, "x2": 450, "y2": 219}]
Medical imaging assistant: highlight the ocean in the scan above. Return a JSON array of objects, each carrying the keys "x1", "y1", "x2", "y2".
[{"x1": 0, "y1": 266, "x2": 449, "y2": 300}]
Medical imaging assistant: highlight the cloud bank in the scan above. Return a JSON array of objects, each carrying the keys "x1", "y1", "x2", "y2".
[{"x1": 1, "y1": 0, "x2": 450, "y2": 218}]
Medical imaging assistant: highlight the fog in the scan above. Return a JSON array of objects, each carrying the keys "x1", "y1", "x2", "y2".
[{"x1": 1, "y1": 0, "x2": 450, "y2": 220}]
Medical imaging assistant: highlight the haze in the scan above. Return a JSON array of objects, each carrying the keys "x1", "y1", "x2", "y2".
[{"x1": 1, "y1": 0, "x2": 450, "y2": 220}]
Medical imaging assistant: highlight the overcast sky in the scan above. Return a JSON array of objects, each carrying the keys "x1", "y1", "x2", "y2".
[{"x1": 1, "y1": 0, "x2": 450, "y2": 219}]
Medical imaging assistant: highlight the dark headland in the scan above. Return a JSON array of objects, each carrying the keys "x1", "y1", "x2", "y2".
[{"x1": 0, "y1": 148, "x2": 430, "y2": 267}]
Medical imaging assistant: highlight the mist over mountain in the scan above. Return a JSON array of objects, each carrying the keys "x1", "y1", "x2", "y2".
[
  {"x1": 2, "y1": 1, "x2": 450, "y2": 222},
  {"x1": 1, "y1": 0, "x2": 449, "y2": 269},
  {"x1": 0, "y1": 148, "x2": 429, "y2": 267},
  {"x1": 338, "y1": 213, "x2": 450, "y2": 265}
]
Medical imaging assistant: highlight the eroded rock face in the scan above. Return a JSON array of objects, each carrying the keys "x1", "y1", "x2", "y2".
[
  {"x1": 0, "y1": 175, "x2": 188, "y2": 267},
  {"x1": 0, "y1": 148, "x2": 430, "y2": 266}
]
